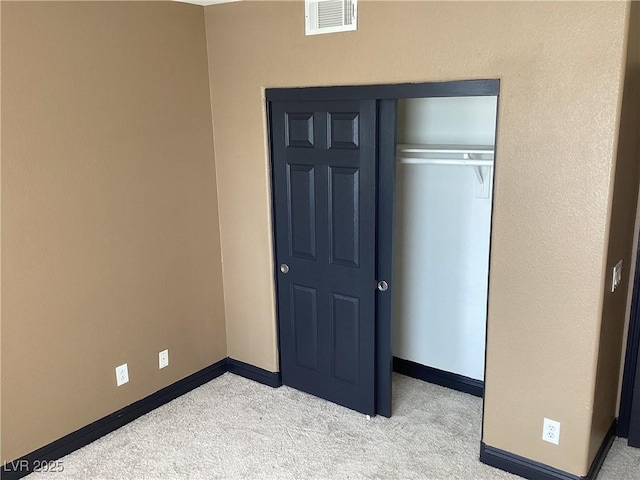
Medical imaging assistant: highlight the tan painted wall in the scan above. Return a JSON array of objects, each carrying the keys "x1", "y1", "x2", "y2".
[
  {"x1": 1, "y1": 1, "x2": 226, "y2": 461},
  {"x1": 592, "y1": 0, "x2": 640, "y2": 461},
  {"x1": 616, "y1": 2, "x2": 640, "y2": 415},
  {"x1": 205, "y1": 1, "x2": 629, "y2": 475}
]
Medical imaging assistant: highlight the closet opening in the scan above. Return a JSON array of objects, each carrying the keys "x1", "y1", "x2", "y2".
[
  {"x1": 266, "y1": 79, "x2": 500, "y2": 419},
  {"x1": 391, "y1": 95, "x2": 499, "y2": 399}
]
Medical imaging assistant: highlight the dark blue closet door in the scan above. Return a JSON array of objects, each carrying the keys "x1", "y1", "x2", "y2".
[{"x1": 271, "y1": 99, "x2": 377, "y2": 415}]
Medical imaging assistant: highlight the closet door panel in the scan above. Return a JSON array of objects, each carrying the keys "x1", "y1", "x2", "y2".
[
  {"x1": 287, "y1": 164, "x2": 317, "y2": 260},
  {"x1": 291, "y1": 284, "x2": 319, "y2": 371},
  {"x1": 329, "y1": 166, "x2": 360, "y2": 268},
  {"x1": 271, "y1": 99, "x2": 377, "y2": 416}
]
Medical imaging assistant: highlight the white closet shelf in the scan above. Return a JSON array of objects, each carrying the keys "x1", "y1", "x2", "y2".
[
  {"x1": 396, "y1": 157, "x2": 493, "y2": 167},
  {"x1": 396, "y1": 144, "x2": 494, "y2": 165},
  {"x1": 396, "y1": 144, "x2": 495, "y2": 190}
]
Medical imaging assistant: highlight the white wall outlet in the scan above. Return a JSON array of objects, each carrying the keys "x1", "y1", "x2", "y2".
[
  {"x1": 542, "y1": 418, "x2": 561, "y2": 445},
  {"x1": 115, "y1": 363, "x2": 129, "y2": 386},
  {"x1": 612, "y1": 260, "x2": 623, "y2": 292},
  {"x1": 159, "y1": 349, "x2": 169, "y2": 369}
]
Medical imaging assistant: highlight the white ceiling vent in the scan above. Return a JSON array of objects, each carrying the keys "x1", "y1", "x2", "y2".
[{"x1": 305, "y1": 0, "x2": 357, "y2": 36}]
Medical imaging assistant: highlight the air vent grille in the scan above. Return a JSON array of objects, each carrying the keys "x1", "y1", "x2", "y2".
[{"x1": 306, "y1": 0, "x2": 357, "y2": 36}]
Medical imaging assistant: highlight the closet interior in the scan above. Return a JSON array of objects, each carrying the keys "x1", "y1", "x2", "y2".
[{"x1": 392, "y1": 96, "x2": 498, "y2": 391}]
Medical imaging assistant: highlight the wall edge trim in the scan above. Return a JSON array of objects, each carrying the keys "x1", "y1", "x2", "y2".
[
  {"x1": 480, "y1": 443, "x2": 581, "y2": 480},
  {"x1": 393, "y1": 356, "x2": 484, "y2": 397},
  {"x1": 480, "y1": 420, "x2": 616, "y2": 480},
  {"x1": 227, "y1": 357, "x2": 282, "y2": 388}
]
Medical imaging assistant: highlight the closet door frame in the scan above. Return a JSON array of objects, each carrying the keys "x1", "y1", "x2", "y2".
[{"x1": 266, "y1": 79, "x2": 500, "y2": 418}]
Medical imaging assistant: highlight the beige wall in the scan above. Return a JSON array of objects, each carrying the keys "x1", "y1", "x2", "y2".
[
  {"x1": 608, "y1": 0, "x2": 640, "y2": 436},
  {"x1": 592, "y1": 0, "x2": 640, "y2": 462},
  {"x1": 1, "y1": 1, "x2": 226, "y2": 461},
  {"x1": 205, "y1": 1, "x2": 629, "y2": 476},
  {"x1": 616, "y1": 0, "x2": 640, "y2": 415}
]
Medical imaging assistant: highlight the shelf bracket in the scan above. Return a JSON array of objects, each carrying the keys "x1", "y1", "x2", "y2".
[
  {"x1": 473, "y1": 165, "x2": 485, "y2": 186},
  {"x1": 474, "y1": 165, "x2": 492, "y2": 199}
]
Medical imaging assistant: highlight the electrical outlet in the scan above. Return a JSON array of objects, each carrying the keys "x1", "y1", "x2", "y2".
[
  {"x1": 612, "y1": 260, "x2": 623, "y2": 292},
  {"x1": 542, "y1": 418, "x2": 561, "y2": 445},
  {"x1": 115, "y1": 363, "x2": 129, "y2": 386},
  {"x1": 159, "y1": 349, "x2": 169, "y2": 369}
]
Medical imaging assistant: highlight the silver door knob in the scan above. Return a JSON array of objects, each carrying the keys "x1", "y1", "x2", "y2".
[
  {"x1": 377, "y1": 280, "x2": 388, "y2": 291},
  {"x1": 280, "y1": 264, "x2": 290, "y2": 274}
]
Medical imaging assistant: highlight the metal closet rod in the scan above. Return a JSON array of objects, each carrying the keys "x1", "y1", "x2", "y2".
[
  {"x1": 396, "y1": 143, "x2": 495, "y2": 154},
  {"x1": 396, "y1": 157, "x2": 493, "y2": 166},
  {"x1": 395, "y1": 144, "x2": 495, "y2": 167}
]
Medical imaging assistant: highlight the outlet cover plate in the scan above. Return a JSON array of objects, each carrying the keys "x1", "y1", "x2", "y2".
[
  {"x1": 159, "y1": 349, "x2": 169, "y2": 369},
  {"x1": 115, "y1": 363, "x2": 129, "y2": 387},
  {"x1": 542, "y1": 418, "x2": 561, "y2": 445}
]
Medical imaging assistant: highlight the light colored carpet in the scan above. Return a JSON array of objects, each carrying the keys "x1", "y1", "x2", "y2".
[{"x1": 26, "y1": 373, "x2": 640, "y2": 479}]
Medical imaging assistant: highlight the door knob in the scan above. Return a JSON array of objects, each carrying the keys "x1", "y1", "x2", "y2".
[
  {"x1": 280, "y1": 264, "x2": 290, "y2": 274},
  {"x1": 377, "y1": 280, "x2": 388, "y2": 291}
]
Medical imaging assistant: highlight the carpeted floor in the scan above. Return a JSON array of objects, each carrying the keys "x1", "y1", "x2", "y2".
[{"x1": 27, "y1": 372, "x2": 640, "y2": 479}]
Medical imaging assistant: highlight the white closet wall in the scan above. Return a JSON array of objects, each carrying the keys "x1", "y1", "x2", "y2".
[{"x1": 393, "y1": 96, "x2": 497, "y2": 381}]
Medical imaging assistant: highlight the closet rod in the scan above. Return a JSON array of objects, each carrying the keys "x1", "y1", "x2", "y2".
[
  {"x1": 396, "y1": 157, "x2": 493, "y2": 167},
  {"x1": 397, "y1": 144, "x2": 494, "y2": 155}
]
